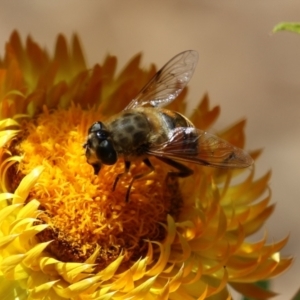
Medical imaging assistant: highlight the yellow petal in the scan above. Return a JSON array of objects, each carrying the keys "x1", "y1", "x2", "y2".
[
  {"x1": 22, "y1": 241, "x2": 52, "y2": 268},
  {"x1": 13, "y1": 166, "x2": 44, "y2": 204},
  {"x1": 0, "y1": 234, "x2": 20, "y2": 248},
  {"x1": 29, "y1": 280, "x2": 60, "y2": 300},
  {"x1": 0, "y1": 203, "x2": 22, "y2": 223},
  {"x1": 0, "y1": 130, "x2": 20, "y2": 147}
]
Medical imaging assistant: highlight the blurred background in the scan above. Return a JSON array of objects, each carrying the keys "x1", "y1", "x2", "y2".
[{"x1": 1, "y1": 0, "x2": 300, "y2": 298}]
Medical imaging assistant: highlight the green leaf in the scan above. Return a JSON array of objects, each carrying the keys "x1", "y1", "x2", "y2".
[
  {"x1": 273, "y1": 22, "x2": 300, "y2": 34},
  {"x1": 292, "y1": 288, "x2": 300, "y2": 300}
]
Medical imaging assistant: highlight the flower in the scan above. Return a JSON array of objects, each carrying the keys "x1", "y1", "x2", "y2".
[{"x1": 0, "y1": 31, "x2": 292, "y2": 300}]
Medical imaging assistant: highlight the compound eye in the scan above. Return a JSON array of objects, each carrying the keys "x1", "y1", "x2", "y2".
[
  {"x1": 96, "y1": 140, "x2": 117, "y2": 165},
  {"x1": 96, "y1": 131, "x2": 108, "y2": 140},
  {"x1": 88, "y1": 122, "x2": 103, "y2": 134}
]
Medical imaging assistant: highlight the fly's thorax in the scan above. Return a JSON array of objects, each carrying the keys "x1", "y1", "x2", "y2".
[
  {"x1": 106, "y1": 110, "x2": 153, "y2": 155},
  {"x1": 128, "y1": 107, "x2": 195, "y2": 146},
  {"x1": 105, "y1": 108, "x2": 195, "y2": 156}
]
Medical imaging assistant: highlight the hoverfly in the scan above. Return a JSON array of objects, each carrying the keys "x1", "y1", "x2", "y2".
[{"x1": 84, "y1": 50, "x2": 253, "y2": 201}]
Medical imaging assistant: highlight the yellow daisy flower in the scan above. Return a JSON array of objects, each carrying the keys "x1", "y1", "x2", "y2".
[{"x1": 0, "y1": 31, "x2": 292, "y2": 300}]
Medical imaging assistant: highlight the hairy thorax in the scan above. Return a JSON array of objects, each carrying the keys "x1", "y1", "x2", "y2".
[{"x1": 105, "y1": 107, "x2": 194, "y2": 158}]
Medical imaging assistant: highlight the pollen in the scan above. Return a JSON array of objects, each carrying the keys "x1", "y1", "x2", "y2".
[{"x1": 11, "y1": 104, "x2": 182, "y2": 270}]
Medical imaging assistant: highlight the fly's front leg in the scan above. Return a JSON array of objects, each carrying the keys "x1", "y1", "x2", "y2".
[
  {"x1": 126, "y1": 158, "x2": 155, "y2": 202},
  {"x1": 155, "y1": 156, "x2": 193, "y2": 178},
  {"x1": 113, "y1": 160, "x2": 131, "y2": 191}
]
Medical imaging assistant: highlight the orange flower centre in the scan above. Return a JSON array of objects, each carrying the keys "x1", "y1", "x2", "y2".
[{"x1": 10, "y1": 105, "x2": 182, "y2": 270}]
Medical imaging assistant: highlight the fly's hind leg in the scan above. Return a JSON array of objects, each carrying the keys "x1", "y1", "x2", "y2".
[
  {"x1": 155, "y1": 156, "x2": 194, "y2": 178},
  {"x1": 126, "y1": 158, "x2": 155, "y2": 202}
]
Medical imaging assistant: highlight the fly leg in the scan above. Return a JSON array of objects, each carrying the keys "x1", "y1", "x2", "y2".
[
  {"x1": 155, "y1": 156, "x2": 193, "y2": 178},
  {"x1": 126, "y1": 158, "x2": 155, "y2": 202},
  {"x1": 113, "y1": 160, "x2": 131, "y2": 191}
]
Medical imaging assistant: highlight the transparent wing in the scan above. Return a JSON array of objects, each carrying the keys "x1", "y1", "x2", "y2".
[
  {"x1": 147, "y1": 127, "x2": 253, "y2": 168},
  {"x1": 125, "y1": 50, "x2": 198, "y2": 110}
]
